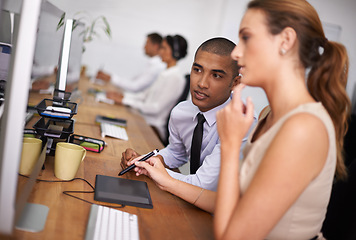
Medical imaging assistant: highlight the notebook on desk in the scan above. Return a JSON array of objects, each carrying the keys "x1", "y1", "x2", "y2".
[{"x1": 94, "y1": 175, "x2": 153, "y2": 209}]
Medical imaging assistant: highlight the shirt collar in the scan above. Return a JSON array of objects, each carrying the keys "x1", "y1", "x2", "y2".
[{"x1": 192, "y1": 96, "x2": 231, "y2": 127}]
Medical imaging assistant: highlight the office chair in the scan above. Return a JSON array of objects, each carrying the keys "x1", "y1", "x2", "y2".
[
  {"x1": 321, "y1": 114, "x2": 356, "y2": 240},
  {"x1": 162, "y1": 74, "x2": 190, "y2": 146},
  {"x1": 175, "y1": 74, "x2": 191, "y2": 104}
]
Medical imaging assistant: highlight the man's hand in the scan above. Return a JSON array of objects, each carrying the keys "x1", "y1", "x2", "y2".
[
  {"x1": 106, "y1": 91, "x2": 124, "y2": 104},
  {"x1": 32, "y1": 79, "x2": 50, "y2": 91},
  {"x1": 96, "y1": 70, "x2": 111, "y2": 82},
  {"x1": 120, "y1": 148, "x2": 140, "y2": 169}
]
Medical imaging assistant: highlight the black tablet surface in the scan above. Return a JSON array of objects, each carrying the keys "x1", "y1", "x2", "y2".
[{"x1": 94, "y1": 175, "x2": 153, "y2": 209}]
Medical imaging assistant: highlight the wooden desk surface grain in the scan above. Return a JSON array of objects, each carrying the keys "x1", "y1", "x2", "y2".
[{"x1": 1, "y1": 77, "x2": 214, "y2": 240}]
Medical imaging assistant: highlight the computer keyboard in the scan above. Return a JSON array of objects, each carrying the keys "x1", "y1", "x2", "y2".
[
  {"x1": 100, "y1": 122, "x2": 129, "y2": 140},
  {"x1": 85, "y1": 204, "x2": 139, "y2": 240}
]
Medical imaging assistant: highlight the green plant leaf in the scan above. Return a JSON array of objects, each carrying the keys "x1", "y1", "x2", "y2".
[
  {"x1": 60, "y1": 11, "x2": 112, "y2": 45},
  {"x1": 72, "y1": 19, "x2": 79, "y2": 31},
  {"x1": 56, "y1": 13, "x2": 66, "y2": 31},
  {"x1": 101, "y1": 16, "x2": 112, "y2": 38}
]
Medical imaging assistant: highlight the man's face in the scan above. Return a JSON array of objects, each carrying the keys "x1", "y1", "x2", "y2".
[
  {"x1": 144, "y1": 38, "x2": 159, "y2": 57},
  {"x1": 190, "y1": 50, "x2": 239, "y2": 112}
]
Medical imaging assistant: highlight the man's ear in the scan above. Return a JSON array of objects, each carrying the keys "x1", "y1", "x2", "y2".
[
  {"x1": 231, "y1": 75, "x2": 241, "y2": 88},
  {"x1": 279, "y1": 27, "x2": 297, "y2": 53}
]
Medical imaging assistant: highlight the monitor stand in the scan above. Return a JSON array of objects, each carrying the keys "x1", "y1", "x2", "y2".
[{"x1": 15, "y1": 203, "x2": 48, "y2": 232}]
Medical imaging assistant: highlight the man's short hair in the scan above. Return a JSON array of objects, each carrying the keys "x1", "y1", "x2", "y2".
[
  {"x1": 147, "y1": 33, "x2": 163, "y2": 45},
  {"x1": 195, "y1": 37, "x2": 239, "y2": 78}
]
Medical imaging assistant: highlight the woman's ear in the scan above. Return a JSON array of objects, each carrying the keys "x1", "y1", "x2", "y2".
[{"x1": 279, "y1": 27, "x2": 297, "y2": 54}]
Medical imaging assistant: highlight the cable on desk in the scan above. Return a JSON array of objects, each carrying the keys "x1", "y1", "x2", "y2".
[{"x1": 19, "y1": 174, "x2": 125, "y2": 208}]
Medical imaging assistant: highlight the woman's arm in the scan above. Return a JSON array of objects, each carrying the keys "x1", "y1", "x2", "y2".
[
  {"x1": 134, "y1": 157, "x2": 216, "y2": 213},
  {"x1": 138, "y1": 73, "x2": 185, "y2": 115},
  {"x1": 214, "y1": 84, "x2": 255, "y2": 238}
]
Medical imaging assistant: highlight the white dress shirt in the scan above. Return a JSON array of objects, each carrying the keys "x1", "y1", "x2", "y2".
[
  {"x1": 122, "y1": 65, "x2": 185, "y2": 140},
  {"x1": 159, "y1": 98, "x2": 257, "y2": 191},
  {"x1": 110, "y1": 55, "x2": 165, "y2": 92}
]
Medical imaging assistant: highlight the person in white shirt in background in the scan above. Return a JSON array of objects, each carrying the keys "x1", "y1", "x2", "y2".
[
  {"x1": 95, "y1": 32, "x2": 165, "y2": 92},
  {"x1": 107, "y1": 35, "x2": 188, "y2": 142}
]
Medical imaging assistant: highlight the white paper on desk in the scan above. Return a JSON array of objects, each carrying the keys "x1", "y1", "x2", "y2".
[
  {"x1": 95, "y1": 92, "x2": 114, "y2": 105},
  {"x1": 42, "y1": 111, "x2": 70, "y2": 118}
]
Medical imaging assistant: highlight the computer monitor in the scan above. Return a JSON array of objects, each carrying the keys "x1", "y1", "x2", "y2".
[
  {"x1": 31, "y1": 2, "x2": 64, "y2": 79},
  {"x1": 0, "y1": 3, "x2": 12, "y2": 106},
  {"x1": 55, "y1": 19, "x2": 72, "y2": 92},
  {"x1": 55, "y1": 18, "x2": 84, "y2": 95},
  {"x1": 67, "y1": 19, "x2": 84, "y2": 85},
  {"x1": 0, "y1": 1, "x2": 11, "y2": 45},
  {"x1": 0, "y1": 0, "x2": 63, "y2": 235}
]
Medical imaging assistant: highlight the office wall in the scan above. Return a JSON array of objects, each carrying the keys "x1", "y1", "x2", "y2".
[
  {"x1": 308, "y1": 0, "x2": 356, "y2": 104},
  {"x1": 49, "y1": 0, "x2": 229, "y2": 77},
  {"x1": 49, "y1": 0, "x2": 356, "y2": 114}
]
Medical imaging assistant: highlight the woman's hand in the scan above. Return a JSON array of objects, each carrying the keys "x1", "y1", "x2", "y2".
[
  {"x1": 217, "y1": 84, "x2": 255, "y2": 147},
  {"x1": 132, "y1": 156, "x2": 173, "y2": 191}
]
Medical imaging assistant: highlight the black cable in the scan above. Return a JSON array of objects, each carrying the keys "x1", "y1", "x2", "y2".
[{"x1": 19, "y1": 174, "x2": 125, "y2": 208}]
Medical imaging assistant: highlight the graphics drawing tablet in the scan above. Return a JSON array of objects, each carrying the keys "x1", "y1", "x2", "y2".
[{"x1": 94, "y1": 174, "x2": 153, "y2": 209}]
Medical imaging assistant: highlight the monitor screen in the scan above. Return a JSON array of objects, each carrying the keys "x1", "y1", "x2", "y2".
[{"x1": 31, "y1": 2, "x2": 64, "y2": 79}]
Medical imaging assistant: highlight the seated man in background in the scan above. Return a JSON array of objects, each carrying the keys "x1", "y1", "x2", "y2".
[
  {"x1": 121, "y1": 37, "x2": 257, "y2": 192},
  {"x1": 96, "y1": 32, "x2": 165, "y2": 93},
  {"x1": 107, "y1": 34, "x2": 188, "y2": 142}
]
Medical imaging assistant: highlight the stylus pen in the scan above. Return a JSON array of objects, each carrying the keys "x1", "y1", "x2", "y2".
[{"x1": 118, "y1": 149, "x2": 159, "y2": 176}]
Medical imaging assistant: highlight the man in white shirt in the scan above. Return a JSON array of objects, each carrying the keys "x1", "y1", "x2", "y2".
[
  {"x1": 120, "y1": 37, "x2": 257, "y2": 191},
  {"x1": 95, "y1": 32, "x2": 165, "y2": 92}
]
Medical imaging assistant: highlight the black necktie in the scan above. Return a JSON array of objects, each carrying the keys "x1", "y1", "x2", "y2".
[{"x1": 190, "y1": 113, "x2": 206, "y2": 174}]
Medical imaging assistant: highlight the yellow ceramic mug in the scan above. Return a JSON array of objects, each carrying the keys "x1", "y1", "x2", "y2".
[
  {"x1": 19, "y1": 137, "x2": 42, "y2": 175},
  {"x1": 54, "y1": 142, "x2": 86, "y2": 180}
]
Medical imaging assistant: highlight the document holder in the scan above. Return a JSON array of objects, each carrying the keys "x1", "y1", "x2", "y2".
[
  {"x1": 94, "y1": 175, "x2": 153, "y2": 209},
  {"x1": 35, "y1": 98, "x2": 77, "y2": 119},
  {"x1": 33, "y1": 117, "x2": 74, "y2": 139}
]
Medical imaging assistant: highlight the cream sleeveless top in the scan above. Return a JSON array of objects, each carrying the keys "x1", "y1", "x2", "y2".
[{"x1": 240, "y1": 103, "x2": 336, "y2": 240}]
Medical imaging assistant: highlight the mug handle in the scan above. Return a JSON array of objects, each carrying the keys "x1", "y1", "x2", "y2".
[{"x1": 81, "y1": 148, "x2": 86, "y2": 161}]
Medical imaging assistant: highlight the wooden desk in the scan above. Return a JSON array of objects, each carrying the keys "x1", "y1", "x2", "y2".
[{"x1": 2, "y1": 77, "x2": 214, "y2": 240}]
